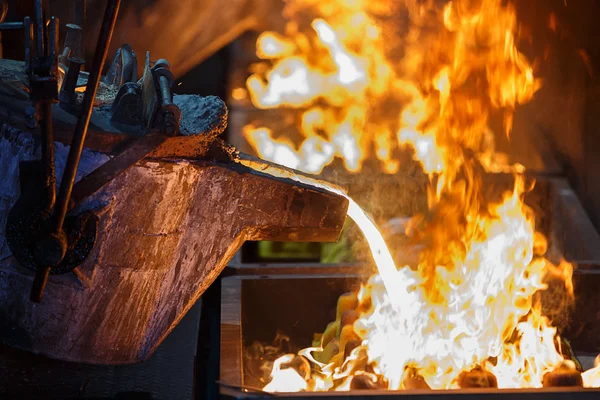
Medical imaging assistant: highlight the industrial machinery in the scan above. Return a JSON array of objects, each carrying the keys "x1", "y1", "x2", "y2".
[
  {"x1": 3, "y1": 0, "x2": 600, "y2": 399},
  {"x1": 0, "y1": 0, "x2": 348, "y2": 365}
]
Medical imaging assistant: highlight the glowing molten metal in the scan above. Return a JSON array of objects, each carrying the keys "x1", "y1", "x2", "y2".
[{"x1": 238, "y1": 0, "x2": 600, "y2": 392}]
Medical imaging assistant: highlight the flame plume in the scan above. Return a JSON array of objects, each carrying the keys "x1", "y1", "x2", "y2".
[{"x1": 238, "y1": 0, "x2": 595, "y2": 392}]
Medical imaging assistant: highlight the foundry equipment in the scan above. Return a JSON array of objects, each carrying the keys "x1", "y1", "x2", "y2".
[
  {"x1": 0, "y1": 0, "x2": 348, "y2": 365},
  {"x1": 3, "y1": 0, "x2": 600, "y2": 398}
]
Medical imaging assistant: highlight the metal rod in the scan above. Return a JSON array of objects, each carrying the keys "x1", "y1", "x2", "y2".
[
  {"x1": 159, "y1": 75, "x2": 171, "y2": 104},
  {"x1": 30, "y1": 265, "x2": 51, "y2": 303},
  {"x1": 0, "y1": 22, "x2": 24, "y2": 30},
  {"x1": 24, "y1": 17, "x2": 32, "y2": 74},
  {"x1": 30, "y1": 10, "x2": 58, "y2": 303},
  {"x1": 30, "y1": 100, "x2": 59, "y2": 303},
  {"x1": 48, "y1": 16, "x2": 58, "y2": 68},
  {"x1": 52, "y1": 0, "x2": 120, "y2": 234},
  {"x1": 34, "y1": 0, "x2": 45, "y2": 57},
  {"x1": 68, "y1": 133, "x2": 167, "y2": 210},
  {"x1": 74, "y1": 0, "x2": 86, "y2": 59},
  {"x1": 40, "y1": 100, "x2": 56, "y2": 210},
  {"x1": 63, "y1": 23, "x2": 83, "y2": 61}
]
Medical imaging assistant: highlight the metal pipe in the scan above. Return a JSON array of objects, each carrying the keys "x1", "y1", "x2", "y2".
[
  {"x1": 52, "y1": 0, "x2": 121, "y2": 234},
  {"x1": 29, "y1": 12, "x2": 59, "y2": 303},
  {"x1": 159, "y1": 75, "x2": 172, "y2": 104},
  {"x1": 34, "y1": 0, "x2": 45, "y2": 57},
  {"x1": 48, "y1": 16, "x2": 58, "y2": 70}
]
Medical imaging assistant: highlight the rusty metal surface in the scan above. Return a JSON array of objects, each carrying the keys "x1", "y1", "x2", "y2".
[
  {"x1": 0, "y1": 129, "x2": 348, "y2": 365},
  {"x1": 68, "y1": 132, "x2": 168, "y2": 208}
]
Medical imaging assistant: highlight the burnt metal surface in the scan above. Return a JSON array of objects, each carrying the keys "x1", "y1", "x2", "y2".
[
  {"x1": 68, "y1": 132, "x2": 168, "y2": 209},
  {"x1": 0, "y1": 128, "x2": 349, "y2": 364},
  {"x1": 81, "y1": 0, "x2": 282, "y2": 77}
]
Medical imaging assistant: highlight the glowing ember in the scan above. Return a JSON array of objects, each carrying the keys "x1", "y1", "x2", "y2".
[{"x1": 237, "y1": 0, "x2": 600, "y2": 393}]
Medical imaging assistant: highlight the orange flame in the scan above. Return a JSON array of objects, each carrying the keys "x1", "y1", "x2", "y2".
[
  {"x1": 236, "y1": 0, "x2": 597, "y2": 392},
  {"x1": 245, "y1": 1, "x2": 394, "y2": 174}
]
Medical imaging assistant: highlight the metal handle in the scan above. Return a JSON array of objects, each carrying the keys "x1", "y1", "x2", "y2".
[
  {"x1": 30, "y1": 0, "x2": 121, "y2": 302},
  {"x1": 52, "y1": 0, "x2": 121, "y2": 235},
  {"x1": 28, "y1": 0, "x2": 59, "y2": 303}
]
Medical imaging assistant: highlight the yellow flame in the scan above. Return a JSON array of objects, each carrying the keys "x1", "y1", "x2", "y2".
[
  {"x1": 239, "y1": 159, "x2": 576, "y2": 391},
  {"x1": 348, "y1": 178, "x2": 564, "y2": 389},
  {"x1": 583, "y1": 356, "x2": 600, "y2": 388},
  {"x1": 244, "y1": 1, "x2": 394, "y2": 174},
  {"x1": 243, "y1": 0, "x2": 540, "y2": 177},
  {"x1": 237, "y1": 0, "x2": 592, "y2": 392},
  {"x1": 262, "y1": 355, "x2": 308, "y2": 392}
]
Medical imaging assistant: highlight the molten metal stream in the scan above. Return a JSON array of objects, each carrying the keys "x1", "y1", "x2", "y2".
[
  {"x1": 238, "y1": 157, "x2": 403, "y2": 305},
  {"x1": 238, "y1": 157, "x2": 600, "y2": 391}
]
